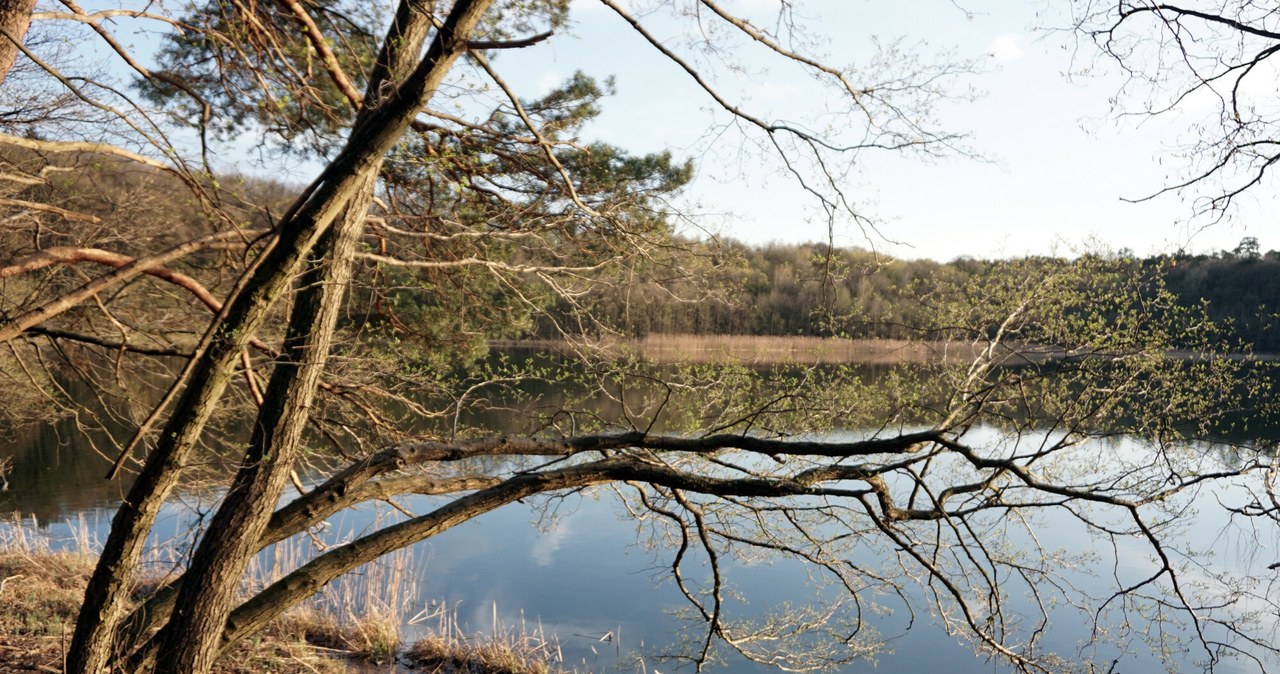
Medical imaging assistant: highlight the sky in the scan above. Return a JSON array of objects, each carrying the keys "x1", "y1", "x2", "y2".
[
  {"x1": 114, "y1": 0, "x2": 1275, "y2": 262},
  {"x1": 475, "y1": 0, "x2": 1278, "y2": 261}
]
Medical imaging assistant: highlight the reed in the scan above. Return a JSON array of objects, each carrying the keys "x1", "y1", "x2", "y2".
[
  {"x1": 492, "y1": 334, "x2": 979, "y2": 365},
  {"x1": 404, "y1": 600, "x2": 572, "y2": 674},
  {"x1": 0, "y1": 514, "x2": 597, "y2": 673},
  {"x1": 245, "y1": 533, "x2": 419, "y2": 664},
  {"x1": 0, "y1": 516, "x2": 354, "y2": 673}
]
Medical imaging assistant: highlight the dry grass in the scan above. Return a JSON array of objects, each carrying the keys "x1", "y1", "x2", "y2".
[
  {"x1": 0, "y1": 517, "x2": 353, "y2": 674},
  {"x1": 0, "y1": 517, "x2": 587, "y2": 674},
  {"x1": 493, "y1": 334, "x2": 981, "y2": 365},
  {"x1": 0, "y1": 547, "x2": 94, "y2": 673},
  {"x1": 245, "y1": 533, "x2": 419, "y2": 665},
  {"x1": 403, "y1": 602, "x2": 570, "y2": 674}
]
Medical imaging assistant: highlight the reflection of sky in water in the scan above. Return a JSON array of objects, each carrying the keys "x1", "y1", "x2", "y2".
[
  {"x1": 311, "y1": 485, "x2": 1263, "y2": 674},
  {"x1": 530, "y1": 514, "x2": 573, "y2": 567},
  {"x1": 2, "y1": 431, "x2": 1275, "y2": 673}
]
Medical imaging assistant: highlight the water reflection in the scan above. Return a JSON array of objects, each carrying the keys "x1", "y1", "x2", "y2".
[
  {"x1": 1, "y1": 359, "x2": 1277, "y2": 673},
  {"x1": 1, "y1": 420, "x2": 129, "y2": 522}
]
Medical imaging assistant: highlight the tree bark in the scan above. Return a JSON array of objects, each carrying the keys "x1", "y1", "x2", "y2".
[
  {"x1": 211, "y1": 456, "x2": 871, "y2": 655},
  {"x1": 0, "y1": 0, "x2": 36, "y2": 86},
  {"x1": 115, "y1": 428, "x2": 942, "y2": 651},
  {"x1": 216, "y1": 464, "x2": 612, "y2": 658},
  {"x1": 117, "y1": 475, "x2": 500, "y2": 648},
  {"x1": 150, "y1": 175, "x2": 372, "y2": 674},
  {"x1": 65, "y1": 1, "x2": 498, "y2": 672},
  {"x1": 68, "y1": 60, "x2": 470, "y2": 674},
  {"x1": 64, "y1": 164, "x2": 366, "y2": 674},
  {"x1": 0, "y1": 231, "x2": 251, "y2": 344}
]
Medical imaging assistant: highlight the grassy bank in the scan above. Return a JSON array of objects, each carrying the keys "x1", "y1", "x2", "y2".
[
  {"x1": 0, "y1": 523, "x2": 573, "y2": 674},
  {"x1": 0, "y1": 544, "x2": 358, "y2": 674}
]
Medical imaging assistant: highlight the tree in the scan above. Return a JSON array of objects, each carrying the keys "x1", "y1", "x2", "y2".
[
  {"x1": 0, "y1": 3, "x2": 1276, "y2": 674},
  {"x1": 0, "y1": 0, "x2": 36, "y2": 87},
  {"x1": 1071, "y1": 1, "x2": 1280, "y2": 219},
  {"x1": 1234, "y1": 236, "x2": 1262, "y2": 260}
]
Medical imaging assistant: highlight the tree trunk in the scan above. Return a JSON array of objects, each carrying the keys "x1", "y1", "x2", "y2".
[
  {"x1": 216, "y1": 466, "x2": 612, "y2": 658},
  {"x1": 117, "y1": 475, "x2": 501, "y2": 648},
  {"x1": 66, "y1": 1, "x2": 498, "y2": 671},
  {"x1": 210, "y1": 457, "x2": 827, "y2": 654},
  {"x1": 65, "y1": 164, "x2": 370, "y2": 674},
  {"x1": 151, "y1": 175, "x2": 372, "y2": 674},
  {"x1": 0, "y1": 0, "x2": 36, "y2": 86}
]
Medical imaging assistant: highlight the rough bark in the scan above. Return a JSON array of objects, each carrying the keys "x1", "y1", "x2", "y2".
[
  {"x1": 118, "y1": 441, "x2": 954, "y2": 667},
  {"x1": 150, "y1": 175, "x2": 373, "y2": 674},
  {"x1": 63, "y1": 167, "x2": 363, "y2": 674},
  {"x1": 117, "y1": 475, "x2": 500, "y2": 647},
  {"x1": 0, "y1": 0, "x2": 36, "y2": 86},
  {"x1": 216, "y1": 464, "x2": 612, "y2": 657},
  {"x1": 115, "y1": 430, "x2": 943, "y2": 647},
  {"x1": 209, "y1": 456, "x2": 885, "y2": 654},
  {"x1": 69, "y1": 81, "x2": 450, "y2": 674},
  {"x1": 145, "y1": 0, "x2": 499, "y2": 667},
  {"x1": 65, "y1": 1, "x2": 498, "y2": 672}
]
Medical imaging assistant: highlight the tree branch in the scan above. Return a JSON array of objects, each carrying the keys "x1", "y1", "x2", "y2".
[{"x1": 467, "y1": 30, "x2": 553, "y2": 50}]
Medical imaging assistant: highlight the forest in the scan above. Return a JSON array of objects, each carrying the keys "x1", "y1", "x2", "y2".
[
  {"x1": 9, "y1": 149, "x2": 1277, "y2": 365},
  {"x1": 535, "y1": 236, "x2": 1280, "y2": 351}
]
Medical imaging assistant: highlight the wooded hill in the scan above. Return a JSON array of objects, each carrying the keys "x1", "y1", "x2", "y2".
[
  {"x1": 4, "y1": 148, "x2": 1273, "y2": 359},
  {"x1": 534, "y1": 238, "x2": 1280, "y2": 353}
]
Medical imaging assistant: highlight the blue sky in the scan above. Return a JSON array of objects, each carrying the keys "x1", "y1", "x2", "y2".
[
  {"x1": 473, "y1": 0, "x2": 1278, "y2": 261},
  {"x1": 196, "y1": 0, "x2": 1277, "y2": 261}
]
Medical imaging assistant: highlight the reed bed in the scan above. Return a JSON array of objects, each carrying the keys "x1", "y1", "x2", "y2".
[
  {"x1": 0, "y1": 514, "x2": 354, "y2": 673},
  {"x1": 492, "y1": 334, "x2": 980, "y2": 365},
  {"x1": 0, "y1": 509, "x2": 590, "y2": 674},
  {"x1": 404, "y1": 601, "x2": 572, "y2": 674},
  {"x1": 248, "y1": 534, "x2": 419, "y2": 664}
]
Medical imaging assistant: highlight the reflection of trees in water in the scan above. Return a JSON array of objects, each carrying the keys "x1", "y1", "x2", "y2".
[
  {"x1": 459, "y1": 353, "x2": 1280, "y2": 446},
  {"x1": 7, "y1": 265, "x2": 1280, "y2": 673},
  {"x1": 457, "y1": 355, "x2": 906, "y2": 436},
  {"x1": 10, "y1": 353, "x2": 1272, "y2": 528},
  {"x1": 0, "y1": 364, "x2": 256, "y2": 523},
  {"x1": 1, "y1": 420, "x2": 125, "y2": 522}
]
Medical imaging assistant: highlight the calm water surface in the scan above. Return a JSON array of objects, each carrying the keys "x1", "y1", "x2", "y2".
[{"x1": 1, "y1": 378, "x2": 1274, "y2": 674}]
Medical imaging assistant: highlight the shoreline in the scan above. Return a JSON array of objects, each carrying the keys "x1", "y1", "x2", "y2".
[
  {"x1": 489, "y1": 334, "x2": 1277, "y2": 365},
  {"x1": 490, "y1": 334, "x2": 980, "y2": 365},
  {"x1": 0, "y1": 542, "x2": 568, "y2": 674}
]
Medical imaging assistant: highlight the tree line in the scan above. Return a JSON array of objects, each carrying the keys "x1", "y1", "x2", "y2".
[{"x1": 534, "y1": 237, "x2": 1280, "y2": 353}]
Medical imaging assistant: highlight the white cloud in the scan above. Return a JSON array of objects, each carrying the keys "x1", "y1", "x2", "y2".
[
  {"x1": 987, "y1": 34, "x2": 1024, "y2": 63},
  {"x1": 530, "y1": 519, "x2": 571, "y2": 566}
]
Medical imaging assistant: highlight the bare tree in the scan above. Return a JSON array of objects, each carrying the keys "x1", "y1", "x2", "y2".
[{"x1": 1071, "y1": 1, "x2": 1280, "y2": 219}]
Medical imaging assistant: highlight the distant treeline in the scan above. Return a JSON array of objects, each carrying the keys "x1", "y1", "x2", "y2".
[{"x1": 534, "y1": 237, "x2": 1280, "y2": 352}]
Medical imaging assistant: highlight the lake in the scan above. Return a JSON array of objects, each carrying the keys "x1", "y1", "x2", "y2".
[{"x1": 1, "y1": 359, "x2": 1277, "y2": 674}]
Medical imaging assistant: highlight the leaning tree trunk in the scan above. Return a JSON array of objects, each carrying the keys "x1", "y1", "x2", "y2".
[
  {"x1": 0, "y1": 0, "x2": 36, "y2": 86},
  {"x1": 150, "y1": 175, "x2": 373, "y2": 674},
  {"x1": 151, "y1": 0, "x2": 501, "y2": 667},
  {"x1": 213, "y1": 466, "x2": 614, "y2": 658},
  {"x1": 64, "y1": 176, "x2": 360, "y2": 674},
  {"x1": 69, "y1": 29, "x2": 472, "y2": 674},
  {"x1": 65, "y1": 1, "x2": 498, "y2": 672}
]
